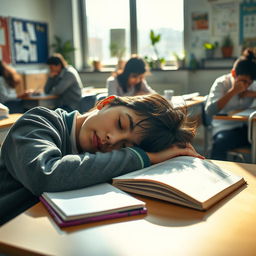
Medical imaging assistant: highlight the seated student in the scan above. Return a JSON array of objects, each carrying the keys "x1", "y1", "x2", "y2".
[
  {"x1": 205, "y1": 48, "x2": 256, "y2": 160},
  {"x1": 0, "y1": 61, "x2": 25, "y2": 113},
  {"x1": 106, "y1": 56, "x2": 156, "y2": 96},
  {"x1": 0, "y1": 93, "x2": 203, "y2": 225},
  {"x1": 44, "y1": 53, "x2": 83, "y2": 112}
]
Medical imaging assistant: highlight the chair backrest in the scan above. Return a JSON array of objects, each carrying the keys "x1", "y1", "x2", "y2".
[{"x1": 79, "y1": 94, "x2": 96, "y2": 113}]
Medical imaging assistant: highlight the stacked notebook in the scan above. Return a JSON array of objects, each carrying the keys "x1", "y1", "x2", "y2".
[{"x1": 40, "y1": 183, "x2": 146, "y2": 227}]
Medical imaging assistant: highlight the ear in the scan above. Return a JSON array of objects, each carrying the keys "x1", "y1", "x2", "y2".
[
  {"x1": 96, "y1": 96, "x2": 116, "y2": 110},
  {"x1": 231, "y1": 69, "x2": 236, "y2": 77}
]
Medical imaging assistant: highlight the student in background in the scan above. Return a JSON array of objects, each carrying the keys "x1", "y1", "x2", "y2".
[
  {"x1": 205, "y1": 48, "x2": 256, "y2": 160},
  {"x1": 0, "y1": 61, "x2": 24, "y2": 113},
  {"x1": 0, "y1": 93, "x2": 203, "y2": 225},
  {"x1": 44, "y1": 53, "x2": 83, "y2": 112},
  {"x1": 106, "y1": 56, "x2": 156, "y2": 96}
]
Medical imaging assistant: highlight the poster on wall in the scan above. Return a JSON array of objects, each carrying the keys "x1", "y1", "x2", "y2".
[
  {"x1": 0, "y1": 16, "x2": 11, "y2": 64},
  {"x1": 192, "y1": 12, "x2": 209, "y2": 30},
  {"x1": 10, "y1": 17, "x2": 48, "y2": 64},
  {"x1": 211, "y1": 1, "x2": 238, "y2": 36},
  {"x1": 240, "y1": 3, "x2": 256, "y2": 46}
]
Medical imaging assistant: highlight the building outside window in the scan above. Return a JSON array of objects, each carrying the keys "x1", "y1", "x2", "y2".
[{"x1": 84, "y1": 0, "x2": 183, "y2": 68}]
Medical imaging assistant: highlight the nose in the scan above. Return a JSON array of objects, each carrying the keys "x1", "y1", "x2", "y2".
[{"x1": 106, "y1": 130, "x2": 127, "y2": 145}]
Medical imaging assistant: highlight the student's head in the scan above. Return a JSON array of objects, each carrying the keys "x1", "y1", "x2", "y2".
[
  {"x1": 117, "y1": 56, "x2": 147, "y2": 93},
  {"x1": 231, "y1": 48, "x2": 256, "y2": 88},
  {"x1": 77, "y1": 94, "x2": 195, "y2": 154},
  {"x1": 46, "y1": 53, "x2": 68, "y2": 75},
  {"x1": 0, "y1": 61, "x2": 21, "y2": 88}
]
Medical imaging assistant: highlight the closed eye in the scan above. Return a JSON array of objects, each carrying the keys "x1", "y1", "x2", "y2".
[{"x1": 118, "y1": 117, "x2": 123, "y2": 130}]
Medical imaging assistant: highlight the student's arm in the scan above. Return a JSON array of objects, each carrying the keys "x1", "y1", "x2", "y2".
[
  {"x1": 239, "y1": 90, "x2": 256, "y2": 98},
  {"x1": 136, "y1": 80, "x2": 156, "y2": 95},
  {"x1": 45, "y1": 71, "x2": 76, "y2": 95}
]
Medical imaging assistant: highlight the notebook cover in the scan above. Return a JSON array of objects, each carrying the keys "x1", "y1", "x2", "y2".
[{"x1": 40, "y1": 196, "x2": 147, "y2": 227}]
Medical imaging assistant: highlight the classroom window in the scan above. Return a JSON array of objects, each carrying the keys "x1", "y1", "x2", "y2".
[
  {"x1": 86, "y1": 0, "x2": 130, "y2": 66},
  {"x1": 137, "y1": 0, "x2": 184, "y2": 62},
  {"x1": 83, "y1": 0, "x2": 184, "y2": 67}
]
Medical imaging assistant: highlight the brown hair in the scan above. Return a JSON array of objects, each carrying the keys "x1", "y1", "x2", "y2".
[
  {"x1": 106, "y1": 94, "x2": 196, "y2": 152},
  {"x1": 0, "y1": 61, "x2": 22, "y2": 88}
]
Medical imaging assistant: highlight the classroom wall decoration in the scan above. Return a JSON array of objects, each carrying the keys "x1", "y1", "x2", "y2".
[
  {"x1": 10, "y1": 17, "x2": 48, "y2": 64},
  {"x1": 0, "y1": 16, "x2": 11, "y2": 64},
  {"x1": 192, "y1": 12, "x2": 209, "y2": 30},
  {"x1": 240, "y1": 2, "x2": 256, "y2": 46},
  {"x1": 211, "y1": 1, "x2": 238, "y2": 36}
]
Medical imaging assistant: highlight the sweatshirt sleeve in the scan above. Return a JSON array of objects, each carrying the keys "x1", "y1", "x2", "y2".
[{"x1": 1, "y1": 107, "x2": 150, "y2": 196}]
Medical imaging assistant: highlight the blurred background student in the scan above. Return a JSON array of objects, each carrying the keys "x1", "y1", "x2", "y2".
[
  {"x1": 0, "y1": 61, "x2": 25, "y2": 113},
  {"x1": 44, "y1": 53, "x2": 83, "y2": 112},
  {"x1": 205, "y1": 48, "x2": 256, "y2": 160},
  {"x1": 106, "y1": 56, "x2": 156, "y2": 96}
]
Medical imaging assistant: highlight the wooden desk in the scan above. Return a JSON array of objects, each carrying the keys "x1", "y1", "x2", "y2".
[
  {"x1": 0, "y1": 114, "x2": 22, "y2": 145},
  {"x1": 82, "y1": 87, "x2": 107, "y2": 96},
  {"x1": 1, "y1": 160, "x2": 255, "y2": 256},
  {"x1": 214, "y1": 111, "x2": 256, "y2": 163},
  {"x1": 22, "y1": 94, "x2": 58, "y2": 110}
]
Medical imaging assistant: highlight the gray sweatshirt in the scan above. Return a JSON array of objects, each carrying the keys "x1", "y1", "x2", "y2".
[
  {"x1": 0, "y1": 107, "x2": 150, "y2": 224},
  {"x1": 44, "y1": 66, "x2": 83, "y2": 110}
]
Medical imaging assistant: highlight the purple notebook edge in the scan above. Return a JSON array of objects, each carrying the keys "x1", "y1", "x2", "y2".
[{"x1": 39, "y1": 196, "x2": 147, "y2": 227}]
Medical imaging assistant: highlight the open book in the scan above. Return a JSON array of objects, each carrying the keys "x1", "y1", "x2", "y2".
[
  {"x1": 112, "y1": 156, "x2": 246, "y2": 210},
  {"x1": 40, "y1": 183, "x2": 146, "y2": 227}
]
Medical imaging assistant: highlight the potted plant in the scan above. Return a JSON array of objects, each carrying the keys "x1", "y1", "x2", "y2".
[
  {"x1": 110, "y1": 43, "x2": 126, "y2": 70},
  {"x1": 173, "y1": 51, "x2": 185, "y2": 69},
  {"x1": 203, "y1": 41, "x2": 218, "y2": 59},
  {"x1": 51, "y1": 35, "x2": 76, "y2": 64},
  {"x1": 145, "y1": 30, "x2": 165, "y2": 70},
  {"x1": 221, "y1": 35, "x2": 233, "y2": 58}
]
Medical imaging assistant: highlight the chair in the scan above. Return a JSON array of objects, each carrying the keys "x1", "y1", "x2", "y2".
[
  {"x1": 79, "y1": 94, "x2": 96, "y2": 113},
  {"x1": 201, "y1": 102, "x2": 252, "y2": 163}
]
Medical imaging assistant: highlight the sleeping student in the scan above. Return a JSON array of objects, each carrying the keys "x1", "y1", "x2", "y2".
[{"x1": 0, "y1": 93, "x2": 203, "y2": 225}]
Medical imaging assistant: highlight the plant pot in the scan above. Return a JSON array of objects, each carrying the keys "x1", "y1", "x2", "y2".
[
  {"x1": 221, "y1": 47, "x2": 233, "y2": 58},
  {"x1": 93, "y1": 60, "x2": 101, "y2": 72}
]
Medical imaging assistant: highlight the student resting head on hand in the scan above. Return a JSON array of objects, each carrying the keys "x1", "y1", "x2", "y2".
[
  {"x1": 205, "y1": 47, "x2": 256, "y2": 160},
  {"x1": 44, "y1": 53, "x2": 83, "y2": 112},
  {"x1": 0, "y1": 93, "x2": 203, "y2": 224},
  {"x1": 106, "y1": 56, "x2": 156, "y2": 96}
]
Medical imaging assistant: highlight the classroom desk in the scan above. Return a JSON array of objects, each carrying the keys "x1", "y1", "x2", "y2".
[
  {"x1": 0, "y1": 114, "x2": 22, "y2": 145},
  {"x1": 214, "y1": 110, "x2": 256, "y2": 163},
  {"x1": 1, "y1": 160, "x2": 255, "y2": 256},
  {"x1": 21, "y1": 94, "x2": 59, "y2": 110},
  {"x1": 82, "y1": 87, "x2": 107, "y2": 96}
]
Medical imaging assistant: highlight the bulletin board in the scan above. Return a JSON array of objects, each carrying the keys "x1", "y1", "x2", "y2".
[
  {"x1": 10, "y1": 17, "x2": 48, "y2": 64},
  {"x1": 0, "y1": 16, "x2": 11, "y2": 64},
  {"x1": 239, "y1": 2, "x2": 256, "y2": 45}
]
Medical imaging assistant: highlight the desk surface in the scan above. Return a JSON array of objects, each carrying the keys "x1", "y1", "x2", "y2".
[
  {"x1": 22, "y1": 94, "x2": 58, "y2": 101},
  {"x1": 0, "y1": 114, "x2": 23, "y2": 129},
  {"x1": 0, "y1": 160, "x2": 256, "y2": 256},
  {"x1": 213, "y1": 110, "x2": 256, "y2": 121}
]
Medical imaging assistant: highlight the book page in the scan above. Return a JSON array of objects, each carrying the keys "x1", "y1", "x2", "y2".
[{"x1": 113, "y1": 156, "x2": 243, "y2": 203}]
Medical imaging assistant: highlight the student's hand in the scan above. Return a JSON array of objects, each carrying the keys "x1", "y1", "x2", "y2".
[
  {"x1": 147, "y1": 143, "x2": 205, "y2": 164},
  {"x1": 231, "y1": 79, "x2": 251, "y2": 95},
  {"x1": 17, "y1": 89, "x2": 33, "y2": 98},
  {"x1": 239, "y1": 90, "x2": 256, "y2": 98}
]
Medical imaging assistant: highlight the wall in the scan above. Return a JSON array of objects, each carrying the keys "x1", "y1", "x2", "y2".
[{"x1": 0, "y1": 0, "x2": 54, "y2": 70}]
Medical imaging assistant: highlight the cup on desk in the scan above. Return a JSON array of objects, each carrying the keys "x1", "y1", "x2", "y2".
[{"x1": 164, "y1": 89, "x2": 174, "y2": 100}]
